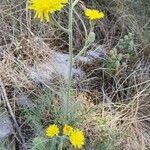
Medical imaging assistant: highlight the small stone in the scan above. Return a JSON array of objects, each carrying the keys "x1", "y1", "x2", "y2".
[
  {"x1": 78, "y1": 45, "x2": 106, "y2": 64},
  {"x1": 0, "y1": 111, "x2": 13, "y2": 140},
  {"x1": 16, "y1": 94, "x2": 34, "y2": 108}
]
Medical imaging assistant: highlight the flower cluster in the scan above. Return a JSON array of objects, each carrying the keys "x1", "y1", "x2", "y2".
[
  {"x1": 28, "y1": 1, "x2": 105, "y2": 22},
  {"x1": 28, "y1": 0, "x2": 68, "y2": 22},
  {"x1": 84, "y1": 9, "x2": 104, "y2": 20},
  {"x1": 46, "y1": 124, "x2": 85, "y2": 149}
]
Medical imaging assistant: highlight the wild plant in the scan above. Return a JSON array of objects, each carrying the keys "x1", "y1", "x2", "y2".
[{"x1": 26, "y1": 0, "x2": 105, "y2": 149}]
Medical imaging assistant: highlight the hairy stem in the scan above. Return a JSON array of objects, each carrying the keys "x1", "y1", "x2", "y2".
[
  {"x1": 72, "y1": 0, "x2": 80, "y2": 8},
  {"x1": 66, "y1": 0, "x2": 73, "y2": 121},
  {"x1": 73, "y1": 43, "x2": 91, "y2": 63},
  {"x1": 52, "y1": 15, "x2": 69, "y2": 33}
]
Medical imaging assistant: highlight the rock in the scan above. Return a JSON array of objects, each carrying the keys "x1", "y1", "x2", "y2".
[
  {"x1": 0, "y1": 111, "x2": 13, "y2": 141},
  {"x1": 27, "y1": 51, "x2": 85, "y2": 86},
  {"x1": 16, "y1": 94, "x2": 34, "y2": 108},
  {"x1": 77, "y1": 44, "x2": 106, "y2": 64},
  {"x1": 25, "y1": 42, "x2": 105, "y2": 87}
]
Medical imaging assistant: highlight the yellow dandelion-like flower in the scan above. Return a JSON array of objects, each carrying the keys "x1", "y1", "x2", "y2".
[
  {"x1": 28, "y1": 0, "x2": 68, "y2": 22},
  {"x1": 69, "y1": 129, "x2": 85, "y2": 149},
  {"x1": 85, "y1": 9, "x2": 104, "y2": 21},
  {"x1": 46, "y1": 124, "x2": 59, "y2": 138},
  {"x1": 63, "y1": 124, "x2": 73, "y2": 136}
]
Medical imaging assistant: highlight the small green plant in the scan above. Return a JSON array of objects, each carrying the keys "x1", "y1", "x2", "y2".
[
  {"x1": 0, "y1": 140, "x2": 15, "y2": 150},
  {"x1": 117, "y1": 33, "x2": 135, "y2": 54},
  {"x1": 105, "y1": 48, "x2": 129, "y2": 73},
  {"x1": 29, "y1": 124, "x2": 85, "y2": 150},
  {"x1": 21, "y1": 90, "x2": 86, "y2": 149},
  {"x1": 0, "y1": 142, "x2": 7, "y2": 150},
  {"x1": 29, "y1": 137, "x2": 48, "y2": 150},
  {"x1": 105, "y1": 33, "x2": 136, "y2": 73}
]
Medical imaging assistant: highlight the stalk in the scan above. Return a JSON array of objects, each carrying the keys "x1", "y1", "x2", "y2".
[{"x1": 66, "y1": 0, "x2": 73, "y2": 121}]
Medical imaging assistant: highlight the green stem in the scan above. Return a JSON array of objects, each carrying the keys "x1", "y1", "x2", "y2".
[
  {"x1": 72, "y1": 0, "x2": 80, "y2": 8},
  {"x1": 50, "y1": 138, "x2": 56, "y2": 150},
  {"x1": 74, "y1": 9, "x2": 88, "y2": 38},
  {"x1": 58, "y1": 137, "x2": 63, "y2": 150},
  {"x1": 73, "y1": 22, "x2": 95, "y2": 63},
  {"x1": 73, "y1": 43, "x2": 90, "y2": 63},
  {"x1": 90, "y1": 21, "x2": 95, "y2": 32},
  {"x1": 52, "y1": 15, "x2": 69, "y2": 33},
  {"x1": 66, "y1": 0, "x2": 73, "y2": 121}
]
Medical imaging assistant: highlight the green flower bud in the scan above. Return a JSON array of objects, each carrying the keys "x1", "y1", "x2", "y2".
[
  {"x1": 115, "y1": 60, "x2": 120, "y2": 70},
  {"x1": 109, "y1": 50, "x2": 114, "y2": 56},
  {"x1": 86, "y1": 32, "x2": 95, "y2": 44},
  {"x1": 118, "y1": 53, "x2": 123, "y2": 61}
]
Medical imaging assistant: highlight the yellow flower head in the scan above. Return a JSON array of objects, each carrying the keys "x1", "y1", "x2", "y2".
[
  {"x1": 28, "y1": 0, "x2": 68, "y2": 22},
  {"x1": 46, "y1": 124, "x2": 59, "y2": 138},
  {"x1": 85, "y1": 9, "x2": 104, "y2": 21},
  {"x1": 69, "y1": 129, "x2": 85, "y2": 149},
  {"x1": 63, "y1": 124, "x2": 73, "y2": 136}
]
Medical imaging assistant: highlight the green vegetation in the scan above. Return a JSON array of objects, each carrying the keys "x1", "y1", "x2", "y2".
[{"x1": 0, "y1": 0, "x2": 149, "y2": 149}]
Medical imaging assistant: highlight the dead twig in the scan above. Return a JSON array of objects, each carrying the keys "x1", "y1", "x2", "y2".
[{"x1": 0, "y1": 78, "x2": 27, "y2": 150}]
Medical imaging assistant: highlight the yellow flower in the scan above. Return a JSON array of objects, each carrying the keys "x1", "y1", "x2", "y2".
[
  {"x1": 28, "y1": 0, "x2": 68, "y2": 22},
  {"x1": 69, "y1": 129, "x2": 85, "y2": 149},
  {"x1": 85, "y1": 9, "x2": 104, "y2": 20},
  {"x1": 63, "y1": 124, "x2": 73, "y2": 136},
  {"x1": 46, "y1": 124, "x2": 59, "y2": 138}
]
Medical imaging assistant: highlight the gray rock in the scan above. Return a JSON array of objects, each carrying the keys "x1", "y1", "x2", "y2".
[
  {"x1": 16, "y1": 94, "x2": 34, "y2": 108},
  {"x1": 0, "y1": 111, "x2": 13, "y2": 140},
  {"x1": 26, "y1": 45, "x2": 105, "y2": 86},
  {"x1": 27, "y1": 51, "x2": 85, "y2": 85},
  {"x1": 78, "y1": 45, "x2": 106, "y2": 64}
]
